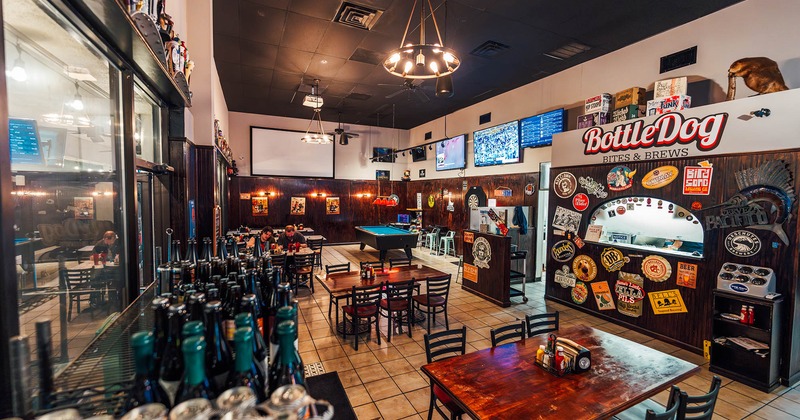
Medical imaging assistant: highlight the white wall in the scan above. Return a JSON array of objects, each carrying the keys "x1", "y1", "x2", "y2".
[
  {"x1": 408, "y1": 0, "x2": 800, "y2": 179},
  {"x1": 211, "y1": 61, "x2": 229, "y2": 139},
  {"x1": 228, "y1": 112, "x2": 410, "y2": 180}
]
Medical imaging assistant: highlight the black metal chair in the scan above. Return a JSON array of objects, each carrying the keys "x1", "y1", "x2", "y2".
[
  {"x1": 60, "y1": 267, "x2": 97, "y2": 321},
  {"x1": 490, "y1": 320, "x2": 525, "y2": 347},
  {"x1": 524, "y1": 311, "x2": 559, "y2": 338},
  {"x1": 359, "y1": 260, "x2": 384, "y2": 271},
  {"x1": 615, "y1": 377, "x2": 720, "y2": 420},
  {"x1": 325, "y1": 263, "x2": 351, "y2": 323},
  {"x1": 380, "y1": 279, "x2": 416, "y2": 342},
  {"x1": 289, "y1": 253, "x2": 315, "y2": 295},
  {"x1": 270, "y1": 253, "x2": 287, "y2": 270},
  {"x1": 647, "y1": 386, "x2": 686, "y2": 420},
  {"x1": 341, "y1": 282, "x2": 383, "y2": 351},
  {"x1": 413, "y1": 274, "x2": 452, "y2": 332},
  {"x1": 307, "y1": 238, "x2": 324, "y2": 269},
  {"x1": 424, "y1": 326, "x2": 467, "y2": 420},
  {"x1": 389, "y1": 257, "x2": 412, "y2": 268},
  {"x1": 682, "y1": 376, "x2": 722, "y2": 420}
]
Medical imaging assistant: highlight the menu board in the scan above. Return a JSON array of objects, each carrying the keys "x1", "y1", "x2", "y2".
[
  {"x1": 9, "y1": 118, "x2": 44, "y2": 165},
  {"x1": 520, "y1": 109, "x2": 566, "y2": 148}
]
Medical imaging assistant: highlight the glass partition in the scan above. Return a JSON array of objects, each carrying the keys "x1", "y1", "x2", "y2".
[
  {"x1": 586, "y1": 196, "x2": 704, "y2": 259},
  {"x1": 133, "y1": 81, "x2": 162, "y2": 163},
  {"x1": 4, "y1": 0, "x2": 129, "y2": 372}
]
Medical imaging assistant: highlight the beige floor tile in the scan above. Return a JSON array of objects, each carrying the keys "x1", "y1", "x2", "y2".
[
  {"x1": 405, "y1": 387, "x2": 432, "y2": 413},
  {"x1": 405, "y1": 353, "x2": 428, "y2": 370},
  {"x1": 395, "y1": 341, "x2": 425, "y2": 356},
  {"x1": 373, "y1": 347, "x2": 405, "y2": 363},
  {"x1": 313, "y1": 335, "x2": 343, "y2": 350},
  {"x1": 769, "y1": 397, "x2": 800, "y2": 416},
  {"x1": 365, "y1": 377, "x2": 403, "y2": 400},
  {"x1": 383, "y1": 358, "x2": 417, "y2": 375},
  {"x1": 353, "y1": 402, "x2": 382, "y2": 420},
  {"x1": 749, "y1": 404, "x2": 800, "y2": 419},
  {"x1": 321, "y1": 356, "x2": 354, "y2": 372},
  {"x1": 714, "y1": 399, "x2": 756, "y2": 419},
  {"x1": 718, "y1": 386, "x2": 766, "y2": 412},
  {"x1": 316, "y1": 345, "x2": 347, "y2": 361},
  {"x1": 358, "y1": 364, "x2": 391, "y2": 383},
  {"x1": 375, "y1": 395, "x2": 417, "y2": 420},
  {"x1": 345, "y1": 384, "x2": 372, "y2": 407},
  {"x1": 299, "y1": 349, "x2": 320, "y2": 363},
  {"x1": 392, "y1": 371, "x2": 429, "y2": 393},
  {"x1": 349, "y1": 351, "x2": 381, "y2": 368},
  {"x1": 337, "y1": 369, "x2": 363, "y2": 388},
  {"x1": 399, "y1": 414, "x2": 423, "y2": 420}
]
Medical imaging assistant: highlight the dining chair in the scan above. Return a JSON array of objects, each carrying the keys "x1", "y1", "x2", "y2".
[
  {"x1": 437, "y1": 231, "x2": 457, "y2": 257},
  {"x1": 682, "y1": 376, "x2": 722, "y2": 420},
  {"x1": 614, "y1": 385, "x2": 687, "y2": 420},
  {"x1": 325, "y1": 263, "x2": 351, "y2": 322},
  {"x1": 424, "y1": 326, "x2": 467, "y2": 420},
  {"x1": 524, "y1": 311, "x2": 559, "y2": 338},
  {"x1": 413, "y1": 274, "x2": 452, "y2": 332},
  {"x1": 389, "y1": 257, "x2": 412, "y2": 268},
  {"x1": 380, "y1": 279, "x2": 416, "y2": 342},
  {"x1": 341, "y1": 282, "x2": 383, "y2": 351},
  {"x1": 490, "y1": 320, "x2": 525, "y2": 347},
  {"x1": 289, "y1": 253, "x2": 315, "y2": 295},
  {"x1": 307, "y1": 238, "x2": 324, "y2": 269},
  {"x1": 60, "y1": 267, "x2": 96, "y2": 321},
  {"x1": 360, "y1": 260, "x2": 385, "y2": 271},
  {"x1": 270, "y1": 253, "x2": 287, "y2": 271}
]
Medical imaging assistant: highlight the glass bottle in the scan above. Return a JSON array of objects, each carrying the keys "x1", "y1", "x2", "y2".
[
  {"x1": 169, "y1": 240, "x2": 182, "y2": 265},
  {"x1": 253, "y1": 235, "x2": 264, "y2": 258},
  {"x1": 269, "y1": 306, "x2": 298, "y2": 365},
  {"x1": 235, "y1": 311, "x2": 268, "y2": 375},
  {"x1": 126, "y1": 331, "x2": 171, "y2": 411},
  {"x1": 223, "y1": 285, "x2": 243, "y2": 343},
  {"x1": 227, "y1": 327, "x2": 268, "y2": 402},
  {"x1": 217, "y1": 236, "x2": 229, "y2": 260},
  {"x1": 186, "y1": 292, "x2": 206, "y2": 322},
  {"x1": 201, "y1": 237, "x2": 214, "y2": 261},
  {"x1": 182, "y1": 320, "x2": 204, "y2": 340},
  {"x1": 151, "y1": 297, "x2": 171, "y2": 375},
  {"x1": 203, "y1": 300, "x2": 233, "y2": 391},
  {"x1": 174, "y1": 336, "x2": 217, "y2": 404},
  {"x1": 159, "y1": 303, "x2": 187, "y2": 402},
  {"x1": 268, "y1": 320, "x2": 305, "y2": 395},
  {"x1": 184, "y1": 238, "x2": 198, "y2": 264}
]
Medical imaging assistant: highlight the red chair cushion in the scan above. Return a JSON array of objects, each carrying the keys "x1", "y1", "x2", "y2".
[
  {"x1": 380, "y1": 299, "x2": 409, "y2": 311},
  {"x1": 413, "y1": 294, "x2": 445, "y2": 307},
  {"x1": 342, "y1": 305, "x2": 377, "y2": 317},
  {"x1": 433, "y1": 384, "x2": 464, "y2": 414}
]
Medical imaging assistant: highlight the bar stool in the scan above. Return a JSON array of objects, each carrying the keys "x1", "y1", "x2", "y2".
[
  {"x1": 437, "y1": 231, "x2": 456, "y2": 257},
  {"x1": 425, "y1": 227, "x2": 440, "y2": 251}
]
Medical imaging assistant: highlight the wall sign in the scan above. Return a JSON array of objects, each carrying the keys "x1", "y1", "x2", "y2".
[
  {"x1": 579, "y1": 176, "x2": 608, "y2": 198},
  {"x1": 572, "y1": 281, "x2": 589, "y2": 305},
  {"x1": 607, "y1": 166, "x2": 636, "y2": 192},
  {"x1": 591, "y1": 281, "x2": 615, "y2": 310},
  {"x1": 494, "y1": 186, "x2": 513, "y2": 197},
  {"x1": 642, "y1": 166, "x2": 679, "y2": 189},
  {"x1": 725, "y1": 230, "x2": 761, "y2": 257},
  {"x1": 616, "y1": 272, "x2": 645, "y2": 318},
  {"x1": 600, "y1": 248, "x2": 629, "y2": 272},
  {"x1": 572, "y1": 255, "x2": 597, "y2": 282},
  {"x1": 472, "y1": 237, "x2": 492, "y2": 269},
  {"x1": 290, "y1": 197, "x2": 305, "y2": 215},
  {"x1": 419, "y1": 169, "x2": 426, "y2": 178},
  {"x1": 642, "y1": 255, "x2": 672, "y2": 282},
  {"x1": 525, "y1": 183, "x2": 535, "y2": 196},
  {"x1": 551, "y1": 240, "x2": 576, "y2": 262},
  {"x1": 573, "y1": 193, "x2": 590, "y2": 212},
  {"x1": 252, "y1": 197, "x2": 269, "y2": 216},
  {"x1": 326, "y1": 197, "x2": 340, "y2": 215},
  {"x1": 463, "y1": 263, "x2": 478, "y2": 282},
  {"x1": 553, "y1": 172, "x2": 578, "y2": 198},
  {"x1": 683, "y1": 161, "x2": 713, "y2": 195},
  {"x1": 554, "y1": 265, "x2": 577, "y2": 288},
  {"x1": 676, "y1": 262, "x2": 698, "y2": 289},
  {"x1": 648, "y1": 289, "x2": 688, "y2": 315},
  {"x1": 585, "y1": 225, "x2": 603, "y2": 242},
  {"x1": 240, "y1": 193, "x2": 251, "y2": 200},
  {"x1": 463, "y1": 231, "x2": 474, "y2": 244},
  {"x1": 552, "y1": 206, "x2": 582, "y2": 233}
]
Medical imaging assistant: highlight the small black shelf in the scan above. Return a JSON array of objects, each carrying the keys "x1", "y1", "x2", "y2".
[{"x1": 713, "y1": 316, "x2": 770, "y2": 334}]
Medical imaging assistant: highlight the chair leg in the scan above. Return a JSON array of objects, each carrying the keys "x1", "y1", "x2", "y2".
[
  {"x1": 407, "y1": 308, "x2": 413, "y2": 337},
  {"x1": 310, "y1": 274, "x2": 315, "y2": 293},
  {"x1": 68, "y1": 299, "x2": 73, "y2": 321},
  {"x1": 352, "y1": 316, "x2": 358, "y2": 351},
  {"x1": 328, "y1": 298, "x2": 332, "y2": 320},
  {"x1": 427, "y1": 387, "x2": 436, "y2": 420},
  {"x1": 386, "y1": 310, "x2": 392, "y2": 342},
  {"x1": 426, "y1": 305, "x2": 431, "y2": 332},
  {"x1": 444, "y1": 306, "x2": 449, "y2": 329}
]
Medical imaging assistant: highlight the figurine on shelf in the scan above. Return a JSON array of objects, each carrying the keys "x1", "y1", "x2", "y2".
[
  {"x1": 726, "y1": 57, "x2": 788, "y2": 100},
  {"x1": 185, "y1": 60, "x2": 195, "y2": 84}
]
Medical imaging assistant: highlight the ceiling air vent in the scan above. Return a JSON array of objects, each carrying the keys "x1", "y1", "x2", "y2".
[
  {"x1": 544, "y1": 42, "x2": 591, "y2": 60},
  {"x1": 334, "y1": 2, "x2": 384, "y2": 31},
  {"x1": 470, "y1": 40, "x2": 510, "y2": 58}
]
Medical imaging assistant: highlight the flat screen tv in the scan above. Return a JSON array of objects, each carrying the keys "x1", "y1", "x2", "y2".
[
  {"x1": 372, "y1": 147, "x2": 395, "y2": 163},
  {"x1": 473, "y1": 121, "x2": 520, "y2": 167},
  {"x1": 435, "y1": 134, "x2": 466, "y2": 171},
  {"x1": 520, "y1": 108, "x2": 566, "y2": 148},
  {"x1": 9, "y1": 118, "x2": 45, "y2": 167},
  {"x1": 411, "y1": 146, "x2": 427, "y2": 162}
]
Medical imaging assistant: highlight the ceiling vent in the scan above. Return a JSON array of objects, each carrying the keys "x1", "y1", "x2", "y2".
[
  {"x1": 334, "y1": 2, "x2": 384, "y2": 31},
  {"x1": 470, "y1": 40, "x2": 510, "y2": 58},
  {"x1": 544, "y1": 42, "x2": 591, "y2": 60}
]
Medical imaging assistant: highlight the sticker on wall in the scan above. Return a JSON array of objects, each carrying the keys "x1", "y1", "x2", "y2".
[
  {"x1": 554, "y1": 265, "x2": 577, "y2": 288},
  {"x1": 524, "y1": 183, "x2": 535, "y2": 196},
  {"x1": 584, "y1": 225, "x2": 603, "y2": 242},
  {"x1": 591, "y1": 281, "x2": 616, "y2": 310},
  {"x1": 607, "y1": 166, "x2": 637, "y2": 192},
  {"x1": 463, "y1": 263, "x2": 478, "y2": 283},
  {"x1": 642, "y1": 166, "x2": 679, "y2": 189},
  {"x1": 325, "y1": 197, "x2": 340, "y2": 215},
  {"x1": 551, "y1": 240, "x2": 576, "y2": 262},
  {"x1": 572, "y1": 255, "x2": 598, "y2": 282},
  {"x1": 691, "y1": 201, "x2": 702, "y2": 210},
  {"x1": 240, "y1": 193, "x2": 251, "y2": 200},
  {"x1": 725, "y1": 230, "x2": 762, "y2": 257},
  {"x1": 683, "y1": 161, "x2": 713, "y2": 195},
  {"x1": 642, "y1": 255, "x2": 672, "y2": 282},
  {"x1": 290, "y1": 197, "x2": 305, "y2": 215},
  {"x1": 463, "y1": 231, "x2": 474, "y2": 244},
  {"x1": 472, "y1": 237, "x2": 492, "y2": 269},
  {"x1": 552, "y1": 206, "x2": 582, "y2": 233},
  {"x1": 572, "y1": 193, "x2": 590, "y2": 212},
  {"x1": 427, "y1": 195, "x2": 435, "y2": 208},
  {"x1": 572, "y1": 235, "x2": 585, "y2": 249},
  {"x1": 615, "y1": 272, "x2": 645, "y2": 318},
  {"x1": 578, "y1": 176, "x2": 608, "y2": 198},
  {"x1": 600, "y1": 248, "x2": 629, "y2": 272},
  {"x1": 252, "y1": 197, "x2": 269, "y2": 216},
  {"x1": 676, "y1": 262, "x2": 698, "y2": 289},
  {"x1": 419, "y1": 169, "x2": 426, "y2": 178},
  {"x1": 572, "y1": 281, "x2": 589, "y2": 305},
  {"x1": 494, "y1": 186, "x2": 513, "y2": 197},
  {"x1": 616, "y1": 205, "x2": 626, "y2": 216},
  {"x1": 553, "y1": 172, "x2": 578, "y2": 198},
  {"x1": 648, "y1": 289, "x2": 688, "y2": 315}
]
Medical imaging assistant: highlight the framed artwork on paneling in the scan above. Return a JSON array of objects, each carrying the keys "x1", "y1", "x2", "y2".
[
  {"x1": 290, "y1": 197, "x2": 306, "y2": 215},
  {"x1": 74, "y1": 197, "x2": 94, "y2": 219},
  {"x1": 326, "y1": 197, "x2": 340, "y2": 215},
  {"x1": 251, "y1": 197, "x2": 268, "y2": 216}
]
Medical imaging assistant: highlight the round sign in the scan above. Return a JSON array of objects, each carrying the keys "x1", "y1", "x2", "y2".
[
  {"x1": 554, "y1": 172, "x2": 578, "y2": 198},
  {"x1": 616, "y1": 205, "x2": 626, "y2": 215},
  {"x1": 572, "y1": 193, "x2": 590, "y2": 212},
  {"x1": 572, "y1": 255, "x2": 597, "y2": 282},
  {"x1": 427, "y1": 195, "x2": 435, "y2": 208},
  {"x1": 642, "y1": 166, "x2": 679, "y2": 189},
  {"x1": 572, "y1": 281, "x2": 589, "y2": 304},
  {"x1": 524, "y1": 183, "x2": 535, "y2": 196},
  {"x1": 607, "y1": 166, "x2": 636, "y2": 192},
  {"x1": 725, "y1": 230, "x2": 762, "y2": 257},
  {"x1": 641, "y1": 255, "x2": 672, "y2": 282},
  {"x1": 691, "y1": 201, "x2": 702, "y2": 210},
  {"x1": 551, "y1": 240, "x2": 576, "y2": 262}
]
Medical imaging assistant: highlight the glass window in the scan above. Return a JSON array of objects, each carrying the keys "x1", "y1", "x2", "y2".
[
  {"x1": 4, "y1": 0, "x2": 129, "y2": 372},
  {"x1": 134, "y1": 81, "x2": 162, "y2": 163}
]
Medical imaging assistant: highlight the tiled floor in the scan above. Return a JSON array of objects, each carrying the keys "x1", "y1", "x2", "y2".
[{"x1": 296, "y1": 244, "x2": 800, "y2": 420}]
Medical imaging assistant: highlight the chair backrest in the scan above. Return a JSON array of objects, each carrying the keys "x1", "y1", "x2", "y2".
[
  {"x1": 325, "y1": 262, "x2": 350, "y2": 275},
  {"x1": 490, "y1": 320, "x2": 525, "y2": 347},
  {"x1": 424, "y1": 326, "x2": 467, "y2": 363},
  {"x1": 307, "y1": 238, "x2": 323, "y2": 251},
  {"x1": 425, "y1": 274, "x2": 452, "y2": 299},
  {"x1": 389, "y1": 257, "x2": 412, "y2": 268},
  {"x1": 646, "y1": 386, "x2": 686, "y2": 420},
  {"x1": 270, "y1": 254, "x2": 287, "y2": 267},
  {"x1": 60, "y1": 268, "x2": 92, "y2": 290},
  {"x1": 443, "y1": 231, "x2": 455, "y2": 239},
  {"x1": 349, "y1": 283, "x2": 383, "y2": 311},
  {"x1": 428, "y1": 227, "x2": 441, "y2": 236},
  {"x1": 683, "y1": 376, "x2": 721, "y2": 420},
  {"x1": 360, "y1": 260, "x2": 384, "y2": 271},
  {"x1": 525, "y1": 311, "x2": 559, "y2": 338},
  {"x1": 292, "y1": 253, "x2": 315, "y2": 267},
  {"x1": 385, "y1": 279, "x2": 415, "y2": 305}
]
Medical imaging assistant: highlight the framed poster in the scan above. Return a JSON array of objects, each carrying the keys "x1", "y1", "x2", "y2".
[
  {"x1": 326, "y1": 197, "x2": 340, "y2": 215},
  {"x1": 290, "y1": 197, "x2": 306, "y2": 215},
  {"x1": 251, "y1": 197, "x2": 269, "y2": 216},
  {"x1": 73, "y1": 197, "x2": 94, "y2": 220},
  {"x1": 376, "y1": 170, "x2": 390, "y2": 180}
]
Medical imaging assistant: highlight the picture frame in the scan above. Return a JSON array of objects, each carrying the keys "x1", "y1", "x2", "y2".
[
  {"x1": 290, "y1": 197, "x2": 306, "y2": 215},
  {"x1": 73, "y1": 196, "x2": 94, "y2": 220},
  {"x1": 373, "y1": 147, "x2": 396, "y2": 163},
  {"x1": 376, "y1": 170, "x2": 390, "y2": 180},
  {"x1": 326, "y1": 197, "x2": 340, "y2": 215},
  {"x1": 251, "y1": 197, "x2": 268, "y2": 216}
]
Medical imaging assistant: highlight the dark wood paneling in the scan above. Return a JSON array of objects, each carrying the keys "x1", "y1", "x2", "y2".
[
  {"x1": 195, "y1": 146, "x2": 216, "y2": 240},
  {"x1": 544, "y1": 151, "x2": 800, "y2": 385},
  {"x1": 167, "y1": 137, "x2": 195, "y2": 242},
  {"x1": 462, "y1": 230, "x2": 512, "y2": 307}
]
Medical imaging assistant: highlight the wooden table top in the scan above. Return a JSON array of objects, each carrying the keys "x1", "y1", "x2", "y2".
[
  {"x1": 421, "y1": 324, "x2": 700, "y2": 420},
  {"x1": 270, "y1": 247, "x2": 314, "y2": 257},
  {"x1": 316, "y1": 264, "x2": 448, "y2": 294}
]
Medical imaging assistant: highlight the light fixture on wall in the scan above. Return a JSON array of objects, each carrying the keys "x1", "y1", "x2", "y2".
[
  {"x1": 68, "y1": 81, "x2": 84, "y2": 111},
  {"x1": 8, "y1": 42, "x2": 28, "y2": 82},
  {"x1": 383, "y1": 0, "x2": 460, "y2": 79},
  {"x1": 300, "y1": 107, "x2": 333, "y2": 144}
]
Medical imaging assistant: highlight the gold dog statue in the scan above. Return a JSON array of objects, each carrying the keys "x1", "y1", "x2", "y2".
[{"x1": 726, "y1": 57, "x2": 788, "y2": 100}]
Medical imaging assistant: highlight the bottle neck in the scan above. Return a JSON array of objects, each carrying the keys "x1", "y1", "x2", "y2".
[
  {"x1": 234, "y1": 336, "x2": 253, "y2": 373},
  {"x1": 278, "y1": 328, "x2": 296, "y2": 364},
  {"x1": 133, "y1": 344, "x2": 154, "y2": 376}
]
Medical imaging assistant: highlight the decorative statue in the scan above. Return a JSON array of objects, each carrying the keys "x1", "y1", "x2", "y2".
[{"x1": 726, "y1": 57, "x2": 788, "y2": 100}]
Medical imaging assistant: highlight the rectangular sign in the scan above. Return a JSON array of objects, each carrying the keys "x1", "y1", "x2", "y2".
[
  {"x1": 648, "y1": 289, "x2": 688, "y2": 315},
  {"x1": 591, "y1": 281, "x2": 615, "y2": 310},
  {"x1": 463, "y1": 231, "x2": 474, "y2": 244},
  {"x1": 676, "y1": 262, "x2": 698, "y2": 289},
  {"x1": 240, "y1": 193, "x2": 251, "y2": 200},
  {"x1": 683, "y1": 164, "x2": 713, "y2": 195},
  {"x1": 463, "y1": 263, "x2": 478, "y2": 282}
]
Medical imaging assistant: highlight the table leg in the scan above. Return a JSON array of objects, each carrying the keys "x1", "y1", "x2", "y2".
[{"x1": 404, "y1": 247, "x2": 413, "y2": 260}]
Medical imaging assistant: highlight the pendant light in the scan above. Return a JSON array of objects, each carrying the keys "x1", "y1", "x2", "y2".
[{"x1": 300, "y1": 108, "x2": 332, "y2": 144}]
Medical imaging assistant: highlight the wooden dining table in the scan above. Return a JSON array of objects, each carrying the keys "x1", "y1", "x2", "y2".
[
  {"x1": 316, "y1": 264, "x2": 448, "y2": 294},
  {"x1": 421, "y1": 324, "x2": 700, "y2": 420}
]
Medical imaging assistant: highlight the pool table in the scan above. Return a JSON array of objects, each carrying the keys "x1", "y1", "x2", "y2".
[{"x1": 354, "y1": 225, "x2": 418, "y2": 261}]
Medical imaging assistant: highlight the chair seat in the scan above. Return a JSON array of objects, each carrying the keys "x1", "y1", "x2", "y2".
[
  {"x1": 380, "y1": 299, "x2": 410, "y2": 311},
  {"x1": 413, "y1": 294, "x2": 445, "y2": 307},
  {"x1": 293, "y1": 266, "x2": 313, "y2": 275},
  {"x1": 433, "y1": 384, "x2": 464, "y2": 414},
  {"x1": 613, "y1": 398, "x2": 665, "y2": 420},
  {"x1": 343, "y1": 305, "x2": 378, "y2": 317}
]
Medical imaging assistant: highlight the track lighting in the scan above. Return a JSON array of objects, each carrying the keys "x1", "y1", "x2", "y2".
[{"x1": 8, "y1": 42, "x2": 27, "y2": 82}]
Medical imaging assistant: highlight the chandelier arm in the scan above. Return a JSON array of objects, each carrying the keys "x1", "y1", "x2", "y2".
[
  {"x1": 419, "y1": 0, "x2": 425, "y2": 44},
  {"x1": 316, "y1": 110, "x2": 326, "y2": 139},
  {"x1": 427, "y1": 0, "x2": 445, "y2": 46},
  {"x1": 399, "y1": 0, "x2": 418, "y2": 48}
]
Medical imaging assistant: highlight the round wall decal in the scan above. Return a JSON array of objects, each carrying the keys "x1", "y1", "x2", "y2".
[
  {"x1": 641, "y1": 255, "x2": 672, "y2": 282},
  {"x1": 572, "y1": 193, "x2": 589, "y2": 211},
  {"x1": 572, "y1": 255, "x2": 597, "y2": 282},
  {"x1": 572, "y1": 281, "x2": 589, "y2": 304},
  {"x1": 725, "y1": 230, "x2": 761, "y2": 257},
  {"x1": 554, "y1": 172, "x2": 578, "y2": 198},
  {"x1": 551, "y1": 240, "x2": 576, "y2": 262}
]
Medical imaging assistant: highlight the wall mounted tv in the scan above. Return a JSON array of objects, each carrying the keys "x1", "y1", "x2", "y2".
[
  {"x1": 519, "y1": 108, "x2": 566, "y2": 148},
  {"x1": 373, "y1": 147, "x2": 396, "y2": 163},
  {"x1": 473, "y1": 121, "x2": 520, "y2": 167},
  {"x1": 411, "y1": 146, "x2": 427, "y2": 162},
  {"x1": 9, "y1": 118, "x2": 45, "y2": 168},
  {"x1": 435, "y1": 134, "x2": 466, "y2": 171}
]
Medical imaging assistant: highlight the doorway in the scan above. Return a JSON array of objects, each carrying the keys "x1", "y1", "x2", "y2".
[{"x1": 136, "y1": 171, "x2": 155, "y2": 290}]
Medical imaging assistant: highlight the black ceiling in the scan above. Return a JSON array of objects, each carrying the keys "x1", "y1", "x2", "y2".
[{"x1": 213, "y1": 0, "x2": 741, "y2": 129}]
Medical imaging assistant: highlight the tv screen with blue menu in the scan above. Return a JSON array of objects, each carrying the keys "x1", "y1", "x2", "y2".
[
  {"x1": 473, "y1": 121, "x2": 520, "y2": 167},
  {"x1": 9, "y1": 118, "x2": 45, "y2": 166},
  {"x1": 519, "y1": 108, "x2": 566, "y2": 148}
]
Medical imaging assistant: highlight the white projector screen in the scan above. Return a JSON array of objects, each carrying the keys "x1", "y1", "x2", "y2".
[{"x1": 250, "y1": 126, "x2": 335, "y2": 178}]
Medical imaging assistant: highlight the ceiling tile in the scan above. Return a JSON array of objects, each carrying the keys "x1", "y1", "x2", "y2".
[
  {"x1": 324, "y1": 81, "x2": 357, "y2": 98},
  {"x1": 247, "y1": 0, "x2": 290, "y2": 9},
  {"x1": 316, "y1": 24, "x2": 367, "y2": 59},
  {"x1": 270, "y1": 71, "x2": 304, "y2": 91},
  {"x1": 334, "y1": 60, "x2": 378, "y2": 83},
  {"x1": 239, "y1": 2, "x2": 286, "y2": 45},
  {"x1": 280, "y1": 12, "x2": 329, "y2": 52},
  {"x1": 214, "y1": 35, "x2": 242, "y2": 63},
  {"x1": 273, "y1": 47, "x2": 314, "y2": 73},
  {"x1": 212, "y1": 0, "x2": 240, "y2": 38},
  {"x1": 239, "y1": 41, "x2": 279, "y2": 68},
  {"x1": 306, "y1": 54, "x2": 347, "y2": 79},
  {"x1": 216, "y1": 62, "x2": 242, "y2": 84},
  {"x1": 240, "y1": 65, "x2": 274, "y2": 88},
  {"x1": 289, "y1": 0, "x2": 340, "y2": 20}
]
